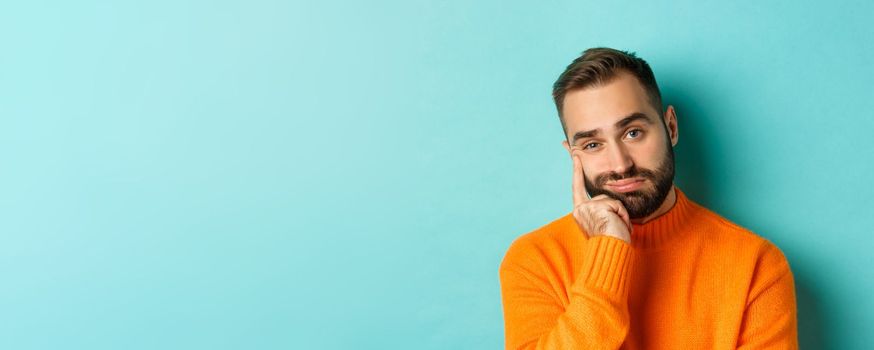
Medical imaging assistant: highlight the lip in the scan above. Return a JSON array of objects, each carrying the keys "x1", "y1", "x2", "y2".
[{"x1": 606, "y1": 178, "x2": 646, "y2": 193}]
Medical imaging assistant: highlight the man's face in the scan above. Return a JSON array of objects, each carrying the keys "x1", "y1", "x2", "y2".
[{"x1": 561, "y1": 71, "x2": 678, "y2": 219}]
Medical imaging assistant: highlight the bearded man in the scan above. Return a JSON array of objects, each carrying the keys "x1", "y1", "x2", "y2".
[{"x1": 499, "y1": 48, "x2": 798, "y2": 349}]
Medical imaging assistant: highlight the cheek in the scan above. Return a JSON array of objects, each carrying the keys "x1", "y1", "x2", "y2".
[
  {"x1": 582, "y1": 162, "x2": 609, "y2": 181},
  {"x1": 632, "y1": 142, "x2": 666, "y2": 167},
  {"x1": 582, "y1": 154, "x2": 613, "y2": 173}
]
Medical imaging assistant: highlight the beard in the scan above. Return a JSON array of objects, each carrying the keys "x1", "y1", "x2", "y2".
[{"x1": 583, "y1": 141, "x2": 675, "y2": 219}]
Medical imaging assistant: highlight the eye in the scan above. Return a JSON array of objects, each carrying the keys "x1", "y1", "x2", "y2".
[
  {"x1": 626, "y1": 128, "x2": 643, "y2": 139},
  {"x1": 583, "y1": 142, "x2": 600, "y2": 150}
]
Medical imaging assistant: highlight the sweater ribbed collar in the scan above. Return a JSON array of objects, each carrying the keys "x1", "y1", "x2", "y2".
[{"x1": 566, "y1": 186, "x2": 696, "y2": 250}]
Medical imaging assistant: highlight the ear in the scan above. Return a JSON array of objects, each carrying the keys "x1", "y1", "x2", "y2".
[{"x1": 664, "y1": 105, "x2": 679, "y2": 147}]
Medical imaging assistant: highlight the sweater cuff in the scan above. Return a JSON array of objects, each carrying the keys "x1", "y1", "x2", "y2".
[{"x1": 572, "y1": 236, "x2": 636, "y2": 301}]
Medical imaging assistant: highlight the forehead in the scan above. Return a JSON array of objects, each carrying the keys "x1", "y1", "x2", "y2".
[{"x1": 562, "y1": 72, "x2": 659, "y2": 136}]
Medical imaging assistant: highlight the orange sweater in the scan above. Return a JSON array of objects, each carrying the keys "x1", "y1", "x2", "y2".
[{"x1": 499, "y1": 187, "x2": 797, "y2": 349}]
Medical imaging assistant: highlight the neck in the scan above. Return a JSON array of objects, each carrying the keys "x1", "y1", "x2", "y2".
[
  {"x1": 630, "y1": 184, "x2": 677, "y2": 225},
  {"x1": 567, "y1": 185, "x2": 694, "y2": 250}
]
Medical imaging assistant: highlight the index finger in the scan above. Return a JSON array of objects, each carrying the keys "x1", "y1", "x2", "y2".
[{"x1": 572, "y1": 152, "x2": 588, "y2": 206}]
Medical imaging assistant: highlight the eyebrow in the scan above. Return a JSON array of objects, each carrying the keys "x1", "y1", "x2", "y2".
[{"x1": 571, "y1": 112, "x2": 654, "y2": 145}]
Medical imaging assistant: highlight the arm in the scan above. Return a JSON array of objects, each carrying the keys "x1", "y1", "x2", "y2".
[
  {"x1": 499, "y1": 236, "x2": 637, "y2": 350},
  {"x1": 736, "y1": 242, "x2": 799, "y2": 349}
]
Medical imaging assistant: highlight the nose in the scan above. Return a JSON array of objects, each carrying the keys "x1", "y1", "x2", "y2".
[{"x1": 608, "y1": 142, "x2": 634, "y2": 175}]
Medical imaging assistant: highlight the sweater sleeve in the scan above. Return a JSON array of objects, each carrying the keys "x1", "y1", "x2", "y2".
[
  {"x1": 499, "y1": 236, "x2": 637, "y2": 350},
  {"x1": 736, "y1": 241, "x2": 799, "y2": 349}
]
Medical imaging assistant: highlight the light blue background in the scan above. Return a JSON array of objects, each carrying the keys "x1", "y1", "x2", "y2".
[{"x1": 1, "y1": 0, "x2": 871, "y2": 349}]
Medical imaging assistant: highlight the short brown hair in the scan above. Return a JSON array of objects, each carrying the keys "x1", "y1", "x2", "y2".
[{"x1": 552, "y1": 47, "x2": 663, "y2": 139}]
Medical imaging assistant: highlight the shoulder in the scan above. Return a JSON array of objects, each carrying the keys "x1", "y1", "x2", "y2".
[
  {"x1": 499, "y1": 213, "x2": 577, "y2": 271},
  {"x1": 688, "y1": 198, "x2": 792, "y2": 271}
]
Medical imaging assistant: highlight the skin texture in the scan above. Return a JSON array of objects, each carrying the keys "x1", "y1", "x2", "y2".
[{"x1": 560, "y1": 71, "x2": 680, "y2": 242}]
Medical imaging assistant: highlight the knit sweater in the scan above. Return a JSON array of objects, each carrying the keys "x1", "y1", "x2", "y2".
[{"x1": 499, "y1": 187, "x2": 797, "y2": 349}]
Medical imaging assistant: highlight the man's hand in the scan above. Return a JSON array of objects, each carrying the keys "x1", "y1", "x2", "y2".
[{"x1": 571, "y1": 153, "x2": 633, "y2": 243}]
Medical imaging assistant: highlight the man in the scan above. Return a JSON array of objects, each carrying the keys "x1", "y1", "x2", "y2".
[{"x1": 498, "y1": 48, "x2": 798, "y2": 349}]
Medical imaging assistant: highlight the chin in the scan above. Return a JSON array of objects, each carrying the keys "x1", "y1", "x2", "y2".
[{"x1": 608, "y1": 188, "x2": 652, "y2": 199}]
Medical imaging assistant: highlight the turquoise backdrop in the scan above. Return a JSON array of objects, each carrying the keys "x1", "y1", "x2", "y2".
[{"x1": 1, "y1": 0, "x2": 871, "y2": 349}]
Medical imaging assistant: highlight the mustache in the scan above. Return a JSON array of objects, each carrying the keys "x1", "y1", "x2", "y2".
[{"x1": 595, "y1": 166, "x2": 658, "y2": 187}]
